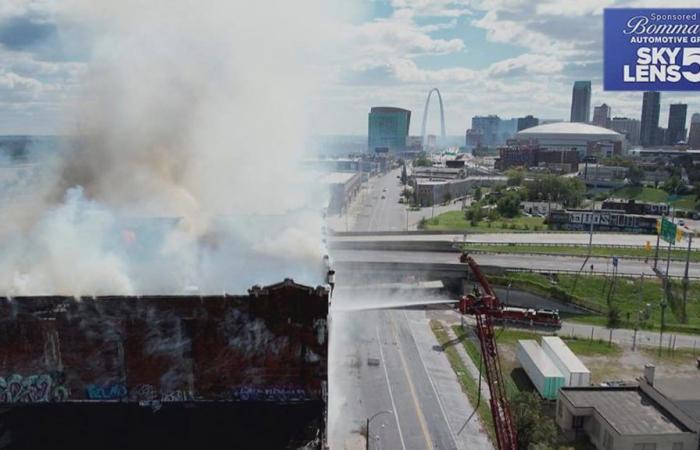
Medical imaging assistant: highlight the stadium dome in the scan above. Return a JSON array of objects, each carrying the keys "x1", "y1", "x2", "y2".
[
  {"x1": 515, "y1": 122, "x2": 624, "y2": 156},
  {"x1": 516, "y1": 122, "x2": 623, "y2": 140}
]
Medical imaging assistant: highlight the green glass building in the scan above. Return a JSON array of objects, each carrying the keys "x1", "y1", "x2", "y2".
[{"x1": 368, "y1": 107, "x2": 411, "y2": 153}]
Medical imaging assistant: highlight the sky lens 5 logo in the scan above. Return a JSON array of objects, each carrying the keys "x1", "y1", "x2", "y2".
[{"x1": 604, "y1": 9, "x2": 700, "y2": 90}]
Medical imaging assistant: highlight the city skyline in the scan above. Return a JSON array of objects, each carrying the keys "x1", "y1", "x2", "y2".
[{"x1": 1, "y1": 0, "x2": 700, "y2": 136}]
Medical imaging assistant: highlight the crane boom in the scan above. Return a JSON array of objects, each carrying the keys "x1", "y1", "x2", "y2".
[{"x1": 458, "y1": 253, "x2": 517, "y2": 450}]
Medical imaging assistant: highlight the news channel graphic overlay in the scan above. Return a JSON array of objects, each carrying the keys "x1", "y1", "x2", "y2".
[{"x1": 604, "y1": 9, "x2": 700, "y2": 91}]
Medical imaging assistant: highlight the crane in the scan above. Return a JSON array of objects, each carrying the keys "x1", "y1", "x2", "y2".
[{"x1": 457, "y1": 252, "x2": 518, "y2": 450}]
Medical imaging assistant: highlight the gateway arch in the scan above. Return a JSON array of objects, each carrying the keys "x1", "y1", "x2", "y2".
[{"x1": 421, "y1": 88, "x2": 446, "y2": 146}]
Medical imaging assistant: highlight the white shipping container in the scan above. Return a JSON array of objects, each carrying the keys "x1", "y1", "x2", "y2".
[
  {"x1": 516, "y1": 340, "x2": 565, "y2": 400},
  {"x1": 541, "y1": 336, "x2": 591, "y2": 387}
]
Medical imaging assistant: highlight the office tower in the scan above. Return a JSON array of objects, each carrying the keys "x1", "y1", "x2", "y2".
[
  {"x1": 640, "y1": 91, "x2": 660, "y2": 147},
  {"x1": 609, "y1": 117, "x2": 641, "y2": 146},
  {"x1": 666, "y1": 103, "x2": 688, "y2": 145},
  {"x1": 471, "y1": 115, "x2": 502, "y2": 147},
  {"x1": 570, "y1": 81, "x2": 591, "y2": 123},
  {"x1": 688, "y1": 113, "x2": 700, "y2": 149},
  {"x1": 367, "y1": 107, "x2": 411, "y2": 153},
  {"x1": 592, "y1": 104, "x2": 611, "y2": 128},
  {"x1": 517, "y1": 115, "x2": 539, "y2": 131}
]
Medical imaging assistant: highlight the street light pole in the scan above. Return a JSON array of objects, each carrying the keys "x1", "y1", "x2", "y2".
[{"x1": 366, "y1": 410, "x2": 392, "y2": 450}]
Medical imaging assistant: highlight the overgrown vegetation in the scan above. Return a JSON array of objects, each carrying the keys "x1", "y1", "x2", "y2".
[
  {"x1": 462, "y1": 243, "x2": 700, "y2": 262},
  {"x1": 425, "y1": 210, "x2": 544, "y2": 232},
  {"x1": 523, "y1": 175, "x2": 586, "y2": 208},
  {"x1": 493, "y1": 272, "x2": 700, "y2": 334},
  {"x1": 430, "y1": 321, "x2": 496, "y2": 443}
]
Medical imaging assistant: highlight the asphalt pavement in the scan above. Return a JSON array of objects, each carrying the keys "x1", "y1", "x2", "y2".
[{"x1": 329, "y1": 168, "x2": 491, "y2": 450}]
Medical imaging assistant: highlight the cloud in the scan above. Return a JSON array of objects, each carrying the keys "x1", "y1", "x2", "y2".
[
  {"x1": 390, "y1": 0, "x2": 472, "y2": 17},
  {"x1": 352, "y1": 11, "x2": 465, "y2": 57}
]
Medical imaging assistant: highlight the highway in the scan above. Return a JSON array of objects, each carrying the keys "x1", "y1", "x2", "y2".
[
  {"x1": 332, "y1": 249, "x2": 699, "y2": 278},
  {"x1": 329, "y1": 168, "x2": 492, "y2": 450},
  {"x1": 332, "y1": 232, "x2": 700, "y2": 249}
]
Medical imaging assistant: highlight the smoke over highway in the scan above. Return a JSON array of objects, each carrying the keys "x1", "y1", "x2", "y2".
[{"x1": 0, "y1": 0, "x2": 346, "y2": 296}]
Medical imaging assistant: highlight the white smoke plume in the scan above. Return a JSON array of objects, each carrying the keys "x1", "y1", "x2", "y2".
[{"x1": 0, "y1": 0, "x2": 351, "y2": 296}]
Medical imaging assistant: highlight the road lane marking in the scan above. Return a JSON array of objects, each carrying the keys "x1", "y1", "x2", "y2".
[
  {"x1": 388, "y1": 311, "x2": 435, "y2": 450},
  {"x1": 376, "y1": 324, "x2": 407, "y2": 450},
  {"x1": 402, "y1": 310, "x2": 462, "y2": 450}
]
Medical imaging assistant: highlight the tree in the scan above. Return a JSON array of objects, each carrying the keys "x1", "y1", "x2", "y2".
[
  {"x1": 413, "y1": 153, "x2": 432, "y2": 167},
  {"x1": 474, "y1": 187, "x2": 483, "y2": 201},
  {"x1": 607, "y1": 306, "x2": 621, "y2": 329},
  {"x1": 506, "y1": 168, "x2": 525, "y2": 187},
  {"x1": 401, "y1": 164, "x2": 408, "y2": 185},
  {"x1": 662, "y1": 175, "x2": 687, "y2": 195},
  {"x1": 511, "y1": 391, "x2": 558, "y2": 450},
  {"x1": 497, "y1": 191, "x2": 521, "y2": 218},
  {"x1": 524, "y1": 175, "x2": 585, "y2": 208},
  {"x1": 465, "y1": 203, "x2": 484, "y2": 226},
  {"x1": 627, "y1": 165, "x2": 644, "y2": 186}
]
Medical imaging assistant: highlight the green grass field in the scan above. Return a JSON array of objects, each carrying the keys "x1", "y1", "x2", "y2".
[
  {"x1": 611, "y1": 186, "x2": 697, "y2": 210},
  {"x1": 463, "y1": 243, "x2": 700, "y2": 262},
  {"x1": 454, "y1": 326, "x2": 620, "y2": 399},
  {"x1": 424, "y1": 210, "x2": 545, "y2": 232},
  {"x1": 499, "y1": 272, "x2": 700, "y2": 334}
]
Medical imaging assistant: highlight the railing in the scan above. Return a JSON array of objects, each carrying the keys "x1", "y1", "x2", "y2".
[{"x1": 461, "y1": 241, "x2": 699, "y2": 251}]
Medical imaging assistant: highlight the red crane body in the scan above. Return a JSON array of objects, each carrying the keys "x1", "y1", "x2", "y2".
[{"x1": 458, "y1": 253, "x2": 518, "y2": 450}]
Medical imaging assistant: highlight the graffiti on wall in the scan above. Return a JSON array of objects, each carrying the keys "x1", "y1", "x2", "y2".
[
  {"x1": 231, "y1": 385, "x2": 311, "y2": 402},
  {"x1": 0, "y1": 374, "x2": 69, "y2": 403},
  {"x1": 126, "y1": 384, "x2": 193, "y2": 402},
  {"x1": 86, "y1": 383, "x2": 127, "y2": 400}
]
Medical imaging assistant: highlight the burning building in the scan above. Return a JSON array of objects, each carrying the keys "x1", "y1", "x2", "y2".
[{"x1": 0, "y1": 279, "x2": 329, "y2": 449}]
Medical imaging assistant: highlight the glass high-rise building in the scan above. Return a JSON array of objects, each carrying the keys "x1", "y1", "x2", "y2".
[
  {"x1": 517, "y1": 115, "x2": 539, "y2": 131},
  {"x1": 640, "y1": 91, "x2": 661, "y2": 147},
  {"x1": 689, "y1": 113, "x2": 700, "y2": 149},
  {"x1": 368, "y1": 107, "x2": 411, "y2": 153},
  {"x1": 666, "y1": 103, "x2": 688, "y2": 145},
  {"x1": 570, "y1": 81, "x2": 591, "y2": 123}
]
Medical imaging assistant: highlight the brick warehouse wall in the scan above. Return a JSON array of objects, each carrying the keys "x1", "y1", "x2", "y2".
[{"x1": 0, "y1": 279, "x2": 329, "y2": 404}]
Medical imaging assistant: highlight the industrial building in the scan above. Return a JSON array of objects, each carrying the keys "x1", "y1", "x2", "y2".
[
  {"x1": 514, "y1": 122, "x2": 624, "y2": 158},
  {"x1": 320, "y1": 171, "x2": 363, "y2": 214},
  {"x1": 578, "y1": 164, "x2": 628, "y2": 189},
  {"x1": 0, "y1": 281, "x2": 330, "y2": 449},
  {"x1": 494, "y1": 142, "x2": 579, "y2": 173},
  {"x1": 414, "y1": 176, "x2": 506, "y2": 206},
  {"x1": 557, "y1": 366, "x2": 699, "y2": 450}
]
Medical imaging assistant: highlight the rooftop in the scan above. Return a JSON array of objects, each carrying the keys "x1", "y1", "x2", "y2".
[
  {"x1": 654, "y1": 378, "x2": 700, "y2": 425},
  {"x1": 561, "y1": 387, "x2": 690, "y2": 435},
  {"x1": 318, "y1": 172, "x2": 359, "y2": 185},
  {"x1": 517, "y1": 340, "x2": 563, "y2": 378}
]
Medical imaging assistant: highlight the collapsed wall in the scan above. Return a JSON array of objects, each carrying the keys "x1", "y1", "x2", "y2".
[{"x1": 0, "y1": 279, "x2": 329, "y2": 449}]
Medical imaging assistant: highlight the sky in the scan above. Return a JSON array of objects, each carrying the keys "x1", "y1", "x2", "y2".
[{"x1": 0, "y1": 0, "x2": 699, "y2": 136}]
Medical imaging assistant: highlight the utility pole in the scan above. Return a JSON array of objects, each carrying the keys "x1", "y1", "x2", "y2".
[
  {"x1": 653, "y1": 227, "x2": 661, "y2": 270},
  {"x1": 659, "y1": 300, "x2": 667, "y2": 356},
  {"x1": 682, "y1": 234, "x2": 693, "y2": 324}
]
